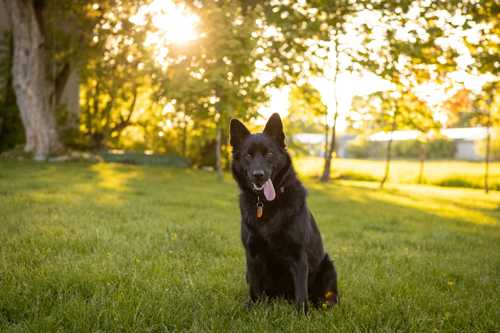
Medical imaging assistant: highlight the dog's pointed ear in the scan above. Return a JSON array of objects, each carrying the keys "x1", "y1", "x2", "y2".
[
  {"x1": 263, "y1": 113, "x2": 285, "y2": 148},
  {"x1": 230, "y1": 119, "x2": 250, "y2": 149}
]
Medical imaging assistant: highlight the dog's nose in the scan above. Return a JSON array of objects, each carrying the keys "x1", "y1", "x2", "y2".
[{"x1": 253, "y1": 170, "x2": 265, "y2": 180}]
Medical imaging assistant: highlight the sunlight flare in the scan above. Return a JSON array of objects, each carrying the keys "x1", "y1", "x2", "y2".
[
  {"x1": 149, "y1": 0, "x2": 199, "y2": 45},
  {"x1": 131, "y1": 0, "x2": 200, "y2": 66}
]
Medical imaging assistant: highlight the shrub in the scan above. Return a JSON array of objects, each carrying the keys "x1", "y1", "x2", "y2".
[
  {"x1": 346, "y1": 137, "x2": 456, "y2": 159},
  {"x1": 436, "y1": 177, "x2": 478, "y2": 189},
  {"x1": 346, "y1": 139, "x2": 384, "y2": 158},
  {"x1": 337, "y1": 171, "x2": 379, "y2": 182},
  {"x1": 427, "y1": 139, "x2": 456, "y2": 159},
  {"x1": 476, "y1": 128, "x2": 500, "y2": 161}
]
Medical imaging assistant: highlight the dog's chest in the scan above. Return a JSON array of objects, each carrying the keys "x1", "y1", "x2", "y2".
[
  {"x1": 246, "y1": 207, "x2": 287, "y2": 237},
  {"x1": 246, "y1": 229, "x2": 301, "y2": 262},
  {"x1": 244, "y1": 215, "x2": 301, "y2": 256}
]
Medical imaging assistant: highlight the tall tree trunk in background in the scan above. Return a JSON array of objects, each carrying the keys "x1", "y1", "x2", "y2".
[
  {"x1": 84, "y1": 88, "x2": 93, "y2": 138},
  {"x1": 214, "y1": 83, "x2": 224, "y2": 180},
  {"x1": 320, "y1": 35, "x2": 339, "y2": 183},
  {"x1": 215, "y1": 121, "x2": 223, "y2": 180},
  {"x1": 380, "y1": 104, "x2": 397, "y2": 189},
  {"x1": 320, "y1": 111, "x2": 338, "y2": 182},
  {"x1": 181, "y1": 113, "x2": 187, "y2": 158},
  {"x1": 417, "y1": 140, "x2": 427, "y2": 184},
  {"x1": 4, "y1": 0, "x2": 63, "y2": 160},
  {"x1": 484, "y1": 107, "x2": 492, "y2": 194},
  {"x1": 323, "y1": 113, "x2": 329, "y2": 159}
]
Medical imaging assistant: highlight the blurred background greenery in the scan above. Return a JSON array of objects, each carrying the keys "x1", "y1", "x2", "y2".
[{"x1": 0, "y1": 0, "x2": 498, "y2": 191}]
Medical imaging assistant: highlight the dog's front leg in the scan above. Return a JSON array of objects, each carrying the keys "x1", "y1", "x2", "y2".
[
  {"x1": 246, "y1": 255, "x2": 265, "y2": 305},
  {"x1": 290, "y1": 252, "x2": 309, "y2": 314}
]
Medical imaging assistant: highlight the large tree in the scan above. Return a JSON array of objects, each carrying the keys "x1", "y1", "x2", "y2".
[
  {"x1": 79, "y1": 1, "x2": 153, "y2": 150},
  {"x1": 460, "y1": 1, "x2": 499, "y2": 193},
  {"x1": 471, "y1": 82, "x2": 499, "y2": 193},
  {"x1": 3, "y1": 0, "x2": 63, "y2": 160},
  {"x1": 316, "y1": 1, "x2": 364, "y2": 182},
  {"x1": 360, "y1": 1, "x2": 461, "y2": 188},
  {"x1": 153, "y1": 1, "x2": 266, "y2": 177},
  {"x1": 255, "y1": 0, "x2": 366, "y2": 182},
  {"x1": 2, "y1": 0, "x2": 137, "y2": 158}
]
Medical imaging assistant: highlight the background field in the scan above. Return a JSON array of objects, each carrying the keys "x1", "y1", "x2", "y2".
[
  {"x1": 1, "y1": 161, "x2": 499, "y2": 332},
  {"x1": 296, "y1": 157, "x2": 500, "y2": 190}
]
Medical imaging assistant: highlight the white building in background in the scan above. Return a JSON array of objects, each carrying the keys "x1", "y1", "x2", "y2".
[
  {"x1": 294, "y1": 127, "x2": 489, "y2": 160},
  {"x1": 368, "y1": 127, "x2": 488, "y2": 160},
  {"x1": 292, "y1": 133, "x2": 355, "y2": 158},
  {"x1": 441, "y1": 128, "x2": 488, "y2": 160}
]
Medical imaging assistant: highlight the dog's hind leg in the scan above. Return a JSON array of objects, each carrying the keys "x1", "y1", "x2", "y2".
[{"x1": 310, "y1": 254, "x2": 339, "y2": 308}]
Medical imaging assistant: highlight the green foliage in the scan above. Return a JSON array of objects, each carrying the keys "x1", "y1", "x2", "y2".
[
  {"x1": 350, "y1": 89, "x2": 436, "y2": 136},
  {"x1": 445, "y1": 84, "x2": 500, "y2": 130},
  {"x1": 347, "y1": 138, "x2": 456, "y2": 159},
  {"x1": 456, "y1": 0, "x2": 499, "y2": 77},
  {"x1": 426, "y1": 139, "x2": 457, "y2": 159},
  {"x1": 345, "y1": 138, "x2": 378, "y2": 159},
  {"x1": 336, "y1": 170, "x2": 379, "y2": 182},
  {"x1": 436, "y1": 177, "x2": 481, "y2": 190},
  {"x1": 0, "y1": 161, "x2": 499, "y2": 331},
  {"x1": 4, "y1": 0, "x2": 498, "y2": 168},
  {"x1": 286, "y1": 83, "x2": 327, "y2": 153},
  {"x1": 151, "y1": 1, "x2": 268, "y2": 167},
  {"x1": 258, "y1": 1, "x2": 368, "y2": 85},
  {"x1": 79, "y1": 1, "x2": 154, "y2": 150},
  {"x1": 395, "y1": 139, "x2": 456, "y2": 159},
  {"x1": 471, "y1": 82, "x2": 500, "y2": 128},
  {"x1": 443, "y1": 89, "x2": 475, "y2": 127},
  {"x1": 477, "y1": 128, "x2": 500, "y2": 161}
]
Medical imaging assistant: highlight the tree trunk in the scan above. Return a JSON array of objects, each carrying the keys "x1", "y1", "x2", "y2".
[
  {"x1": 320, "y1": 35, "x2": 339, "y2": 183},
  {"x1": 320, "y1": 111, "x2": 338, "y2": 182},
  {"x1": 112, "y1": 86, "x2": 138, "y2": 139},
  {"x1": 4, "y1": 0, "x2": 63, "y2": 160},
  {"x1": 484, "y1": 108, "x2": 491, "y2": 194},
  {"x1": 84, "y1": 88, "x2": 93, "y2": 137},
  {"x1": 417, "y1": 140, "x2": 426, "y2": 184},
  {"x1": 380, "y1": 105, "x2": 397, "y2": 189},
  {"x1": 55, "y1": 62, "x2": 71, "y2": 105},
  {"x1": 215, "y1": 122, "x2": 223, "y2": 180},
  {"x1": 181, "y1": 114, "x2": 187, "y2": 158},
  {"x1": 323, "y1": 112, "x2": 329, "y2": 158}
]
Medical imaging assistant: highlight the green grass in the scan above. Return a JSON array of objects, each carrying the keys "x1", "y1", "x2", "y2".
[
  {"x1": 0, "y1": 161, "x2": 499, "y2": 332},
  {"x1": 296, "y1": 157, "x2": 500, "y2": 190}
]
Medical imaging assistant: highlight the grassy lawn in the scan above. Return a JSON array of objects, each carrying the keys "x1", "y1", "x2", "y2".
[
  {"x1": 296, "y1": 157, "x2": 500, "y2": 190},
  {"x1": 1, "y1": 161, "x2": 499, "y2": 332}
]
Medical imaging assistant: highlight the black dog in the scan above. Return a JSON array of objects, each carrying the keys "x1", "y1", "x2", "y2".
[{"x1": 230, "y1": 113, "x2": 339, "y2": 314}]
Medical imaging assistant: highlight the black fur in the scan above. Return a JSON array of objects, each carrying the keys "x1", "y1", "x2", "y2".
[{"x1": 230, "y1": 113, "x2": 339, "y2": 314}]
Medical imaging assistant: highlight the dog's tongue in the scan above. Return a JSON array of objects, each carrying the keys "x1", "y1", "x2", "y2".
[{"x1": 263, "y1": 179, "x2": 276, "y2": 201}]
